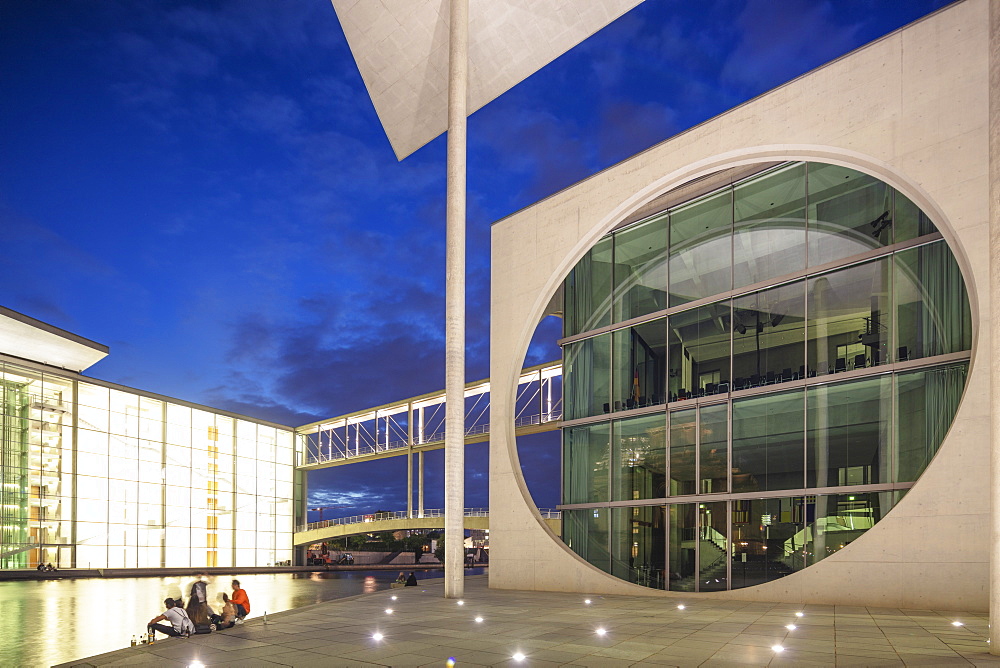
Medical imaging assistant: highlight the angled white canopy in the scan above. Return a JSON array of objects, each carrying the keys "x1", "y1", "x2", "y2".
[{"x1": 331, "y1": 0, "x2": 644, "y2": 160}]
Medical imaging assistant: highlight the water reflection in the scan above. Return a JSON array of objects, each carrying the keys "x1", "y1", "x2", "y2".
[{"x1": 0, "y1": 569, "x2": 481, "y2": 667}]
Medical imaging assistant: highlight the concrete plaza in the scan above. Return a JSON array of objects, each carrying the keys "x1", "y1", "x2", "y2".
[{"x1": 60, "y1": 574, "x2": 998, "y2": 667}]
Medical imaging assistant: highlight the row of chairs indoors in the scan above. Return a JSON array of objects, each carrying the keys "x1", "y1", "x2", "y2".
[{"x1": 598, "y1": 347, "x2": 913, "y2": 413}]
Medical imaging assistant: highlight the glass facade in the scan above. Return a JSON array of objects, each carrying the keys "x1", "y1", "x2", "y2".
[
  {"x1": 559, "y1": 162, "x2": 971, "y2": 592},
  {"x1": 1, "y1": 359, "x2": 294, "y2": 570}
]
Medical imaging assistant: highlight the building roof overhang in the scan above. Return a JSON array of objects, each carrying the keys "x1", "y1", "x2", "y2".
[
  {"x1": 331, "y1": 0, "x2": 644, "y2": 160},
  {"x1": 0, "y1": 306, "x2": 108, "y2": 373}
]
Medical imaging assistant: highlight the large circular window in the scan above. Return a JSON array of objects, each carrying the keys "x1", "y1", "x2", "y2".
[{"x1": 557, "y1": 162, "x2": 971, "y2": 592}]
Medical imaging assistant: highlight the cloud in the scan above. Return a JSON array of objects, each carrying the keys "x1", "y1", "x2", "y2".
[
  {"x1": 597, "y1": 100, "x2": 678, "y2": 165},
  {"x1": 721, "y1": 0, "x2": 863, "y2": 92}
]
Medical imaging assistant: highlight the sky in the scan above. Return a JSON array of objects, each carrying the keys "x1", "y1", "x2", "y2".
[{"x1": 1, "y1": 0, "x2": 951, "y2": 519}]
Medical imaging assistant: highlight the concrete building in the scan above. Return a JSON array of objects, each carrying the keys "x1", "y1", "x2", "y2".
[
  {"x1": 489, "y1": 0, "x2": 996, "y2": 611},
  {"x1": 0, "y1": 306, "x2": 299, "y2": 570}
]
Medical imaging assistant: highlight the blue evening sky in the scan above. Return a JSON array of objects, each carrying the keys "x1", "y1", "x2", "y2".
[{"x1": 1, "y1": 0, "x2": 950, "y2": 518}]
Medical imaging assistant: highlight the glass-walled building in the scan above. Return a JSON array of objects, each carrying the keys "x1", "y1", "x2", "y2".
[
  {"x1": 0, "y1": 338, "x2": 295, "y2": 570},
  {"x1": 559, "y1": 162, "x2": 972, "y2": 592}
]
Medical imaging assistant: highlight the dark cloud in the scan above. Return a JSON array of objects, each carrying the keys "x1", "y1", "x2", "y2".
[{"x1": 722, "y1": 0, "x2": 863, "y2": 92}]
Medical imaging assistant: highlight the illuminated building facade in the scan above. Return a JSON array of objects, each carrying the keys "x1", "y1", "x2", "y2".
[{"x1": 0, "y1": 307, "x2": 296, "y2": 570}]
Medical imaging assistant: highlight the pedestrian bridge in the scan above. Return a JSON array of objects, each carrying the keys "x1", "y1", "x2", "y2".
[
  {"x1": 295, "y1": 361, "x2": 561, "y2": 470},
  {"x1": 293, "y1": 508, "x2": 561, "y2": 546}
]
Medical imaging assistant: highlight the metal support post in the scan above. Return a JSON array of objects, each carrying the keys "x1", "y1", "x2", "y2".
[
  {"x1": 407, "y1": 402, "x2": 413, "y2": 519},
  {"x1": 419, "y1": 451, "x2": 425, "y2": 518}
]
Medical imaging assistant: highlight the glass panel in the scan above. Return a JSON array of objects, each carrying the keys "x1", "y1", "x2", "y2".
[
  {"x1": 564, "y1": 237, "x2": 613, "y2": 336},
  {"x1": 563, "y1": 333, "x2": 611, "y2": 420},
  {"x1": 611, "y1": 505, "x2": 666, "y2": 589},
  {"x1": 699, "y1": 501, "x2": 727, "y2": 591},
  {"x1": 612, "y1": 318, "x2": 667, "y2": 411},
  {"x1": 807, "y1": 376, "x2": 891, "y2": 488},
  {"x1": 669, "y1": 190, "x2": 732, "y2": 306},
  {"x1": 894, "y1": 241, "x2": 972, "y2": 363},
  {"x1": 808, "y1": 163, "x2": 893, "y2": 266},
  {"x1": 894, "y1": 190, "x2": 935, "y2": 243},
  {"x1": 807, "y1": 259, "x2": 891, "y2": 377},
  {"x1": 805, "y1": 492, "x2": 892, "y2": 565},
  {"x1": 563, "y1": 508, "x2": 610, "y2": 573},
  {"x1": 732, "y1": 390, "x2": 804, "y2": 493},
  {"x1": 699, "y1": 404, "x2": 728, "y2": 494},
  {"x1": 562, "y1": 423, "x2": 610, "y2": 504},
  {"x1": 733, "y1": 163, "x2": 807, "y2": 288},
  {"x1": 733, "y1": 281, "x2": 805, "y2": 389},
  {"x1": 612, "y1": 414, "x2": 666, "y2": 501},
  {"x1": 731, "y1": 497, "x2": 805, "y2": 589},
  {"x1": 667, "y1": 503, "x2": 696, "y2": 591},
  {"x1": 613, "y1": 215, "x2": 668, "y2": 321},
  {"x1": 668, "y1": 300, "x2": 731, "y2": 400},
  {"x1": 668, "y1": 410, "x2": 695, "y2": 496},
  {"x1": 895, "y1": 364, "x2": 967, "y2": 482}
]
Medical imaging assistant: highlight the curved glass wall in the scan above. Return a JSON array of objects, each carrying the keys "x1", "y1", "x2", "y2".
[{"x1": 559, "y1": 162, "x2": 971, "y2": 592}]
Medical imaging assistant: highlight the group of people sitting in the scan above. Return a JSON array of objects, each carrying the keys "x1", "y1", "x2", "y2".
[
  {"x1": 395, "y1": 571, "x2": 418, "y2": 586},
  {"x1": 147, "y1": 578, "x2": 251, "y2": 639},
  {"x1": 35, "y1": 563, "x2": 57, "y2": 572}
]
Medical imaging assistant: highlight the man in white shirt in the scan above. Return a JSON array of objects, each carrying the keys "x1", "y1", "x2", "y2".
[{"x1": 147, "y1": 598, "x2": 194, "y2": 638}]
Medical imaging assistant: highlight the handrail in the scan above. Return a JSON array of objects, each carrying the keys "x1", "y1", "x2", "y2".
[
  {"x1": 296, "y1": 507, "x2": 561, "y2": 534},
  {"x1": 302, "y1": 409, "x2": 562, "y2": 466}
]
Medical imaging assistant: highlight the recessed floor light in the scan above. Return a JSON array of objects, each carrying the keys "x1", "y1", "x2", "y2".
[
  {"x1": 372, "y1": 633, "x2": 384, "y2": 641},
  {"x1": 584, "y1": 599, "x2": 592, "y2": 604},
  {"x1": 785, "y1": 624, "x2": 796, "y2": 630},
  {"x1": 677, "y1": 604, "x2": 686, "y2": 610},
  {"x1": 795, "y1": 611, "x2": 804, "y2": 617},
  {"x1": 595, "y1": 628, "x2": 606, "y2": 636},
  {"x1": 457, "y1": 600, "x2": 464, "y2": 606},
  {"x1": 390, "y1": 595, "x2": 398, "y2": 601},
  {"x1": 952, "y1": 621, "x2": 963, "y2": 626},
  {"x1": 474, "y1": 616, "x2": 484, "y2": 623},
  {"x1": 512, "y1": 652, "x2": 526, "y2": 661},
  {"x1": 385, "y1": 608, "x2": 393, "y2": 614},
  {"x1": 772, "y1": 644, "x2": 784, "y2": 652}
]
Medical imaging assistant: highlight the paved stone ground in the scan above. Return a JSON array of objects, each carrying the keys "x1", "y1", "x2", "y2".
[{"x1": 59, "y1": 575, "x2": 999, "y2": 667}]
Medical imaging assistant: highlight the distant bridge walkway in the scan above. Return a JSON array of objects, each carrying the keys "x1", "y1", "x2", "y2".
[{"x1": 293, "y1": 508, "x2": 561, "y2": 546}]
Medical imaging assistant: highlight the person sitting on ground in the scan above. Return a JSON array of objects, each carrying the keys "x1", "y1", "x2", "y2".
[
  {"x1": 395, "y1": 572, "x2": 406, "y2": 584},
  {"x1": 210, "y1": 592, "x2": 238, "y2": 629},
  {"x1": 186, "y1": 578, "x2": 215, "y2": 627},
  {"x1": 148, "y1": 598, "x2": 195, "y2": 639},
  {"x1": 405, "y1": 572, "x2": 418, "y2": 587},
  {"x1": 230, "y1": 580, "x2": 250, "y2": 623},
  {"x1": 36, "y1": 563, "x2": 45, "y2": 571}
]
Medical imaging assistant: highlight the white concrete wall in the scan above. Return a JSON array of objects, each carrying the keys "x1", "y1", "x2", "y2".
[{"x1": 489, "y1": 0, "x2": 993, "y2": 610}]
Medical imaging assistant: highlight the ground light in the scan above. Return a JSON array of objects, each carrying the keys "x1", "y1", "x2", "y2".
[
  {"x1": 512, "y1": 652, "x2": 526, "y2": 661},
  {"x1": 391, "y1": 595, "x2": 398, "y2": 601},
  {"x1": 474, "y1": 616, "x2": 484, "y2": 623},
  {"x1": 372, "y1": 633, "x2": 384, "y2": 641},
  {"x1": 786, "y1": 624, "x2": 796, "y2": 630},
  {"x1": 188, "y1": 663, "x2": 205, "y2": 668},
  {"x1": 795, "y1": 612, "x2": 804, "y2": 617},
  {"x1": 446, "y1": 659, "x2": 456, "y2": 667},
  {"x1": 953, "y1": 621, "x2": 963, "y2": 626},
  {"x1": 584, "y1": 599, "x2": 591, "y2": 604},
  {"x1": 677, "y1": 604, "x2": 686, "y2": 610},
  {"x1": 457, "y1": 600, "x2": 464, "y2": 606},
  {"x1": 385, "y1": 608, "x2": 393, "y2": 614},
  {"x1": 772, "y1": 645, "x2": 784, "y2": 653},
  {"x1": 595, "y1": 628, "x2": 607, "y2": 636}
]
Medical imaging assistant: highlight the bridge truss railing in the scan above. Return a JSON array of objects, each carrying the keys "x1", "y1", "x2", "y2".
[
  {"x1": 296, "y1": 361, "x2": 562, "y2": 467},
  {"x1": 297, "y1": 507, "x2": 561, "y2": 534}
]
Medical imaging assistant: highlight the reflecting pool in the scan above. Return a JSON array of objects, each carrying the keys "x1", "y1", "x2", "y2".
[{"x1": 0, "y1": 569, "x2": 476, "y2": 667}]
